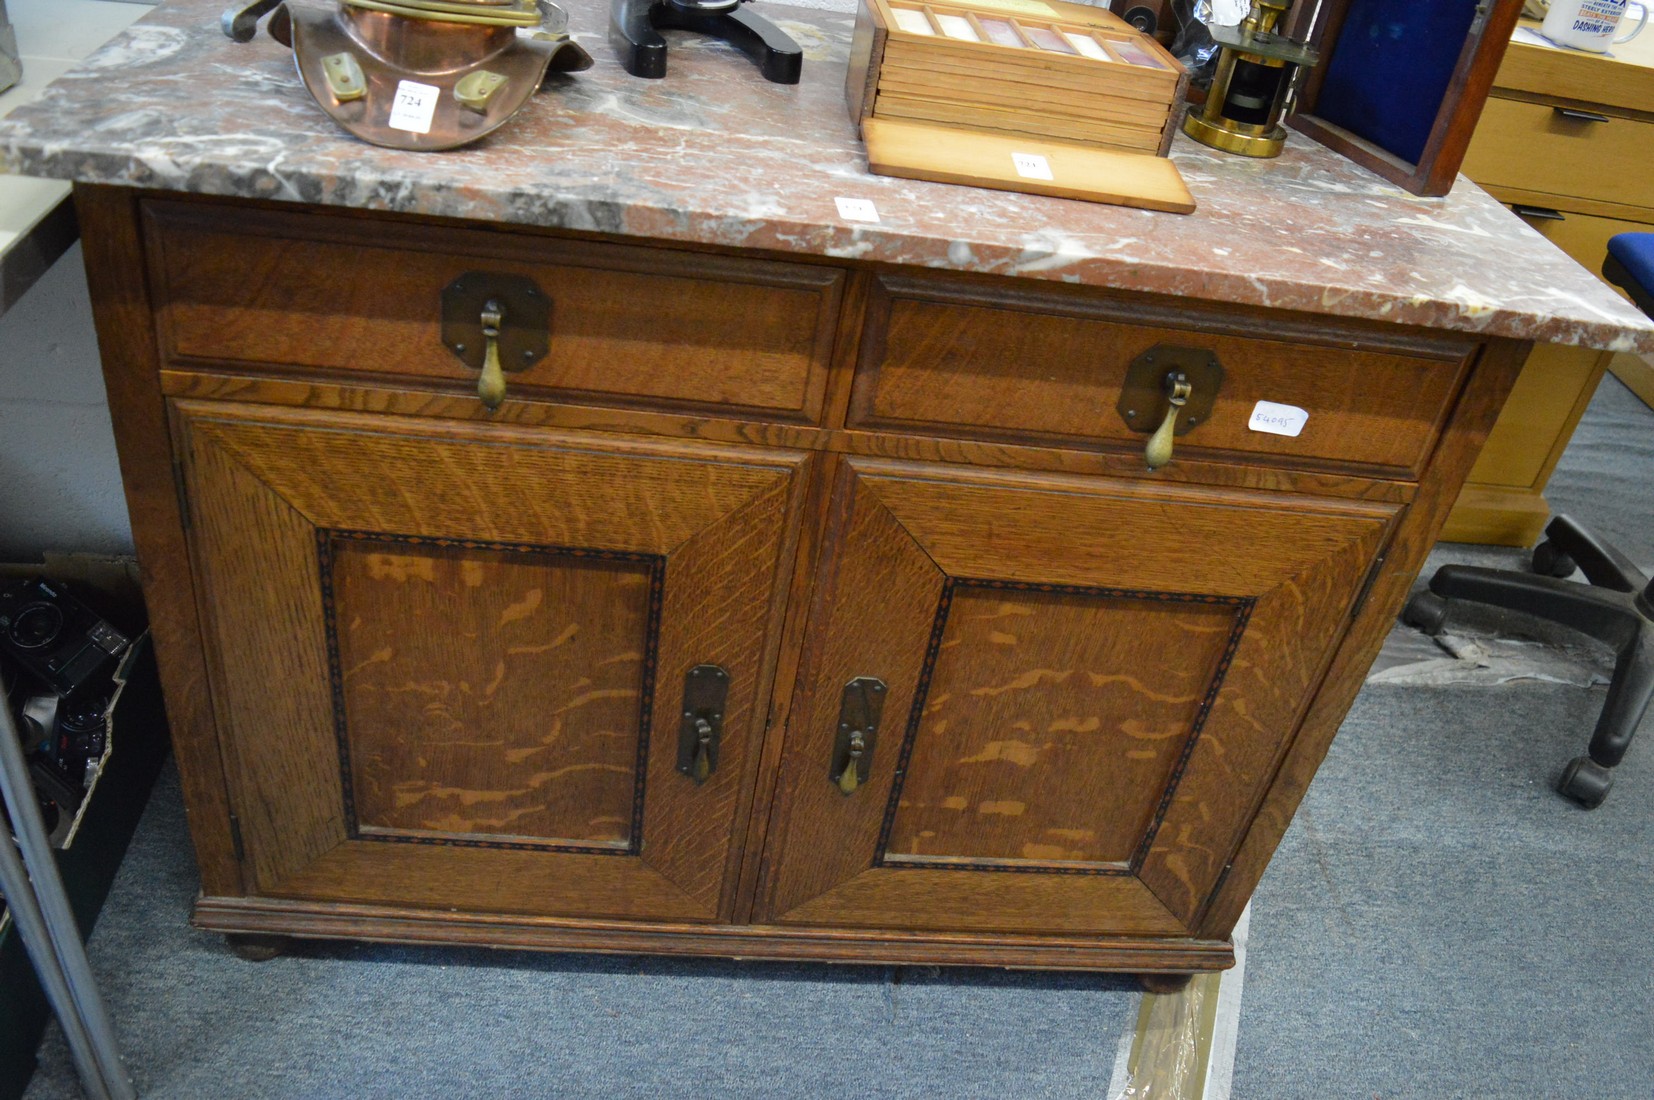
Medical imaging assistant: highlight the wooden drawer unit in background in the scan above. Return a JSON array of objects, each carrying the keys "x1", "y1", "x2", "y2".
[
  {"x1": 83, "y1": 186, "x2": 1526, "y2": 978},
  {"x1": 1444, "y1": 26, "x2": 1654, "y2": 545},
  {"x1": 1465, "y1": 97, "x2": 1654, "y2": 212}
]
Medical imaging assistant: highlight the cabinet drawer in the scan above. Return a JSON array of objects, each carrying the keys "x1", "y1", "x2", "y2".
[
  {"x1": 848, "y1": 275, "x2": 1473, "y2": 478},
  {"x1": 1463, "y1": 97, "x2": 1654, "y2": 212},
  {"x1": 143, "y1": 201, "x2": 843, "y2": 422}
]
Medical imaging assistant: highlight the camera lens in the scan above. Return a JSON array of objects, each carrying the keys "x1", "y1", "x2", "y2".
[
  {"x1": 60, "y1": 698, "x2": 108, "y2": 735},
  {"x1": 9, "y1": 602, "x2": 64, "y2": 649}
]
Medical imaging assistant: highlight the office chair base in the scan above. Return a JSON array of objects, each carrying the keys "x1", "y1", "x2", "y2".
[
  {"x1": 1531, "y1": 539, "x2": 1578, "y2": 579},
  {"x1": 1406, "y1": 515, "x2": 1653, "y2": 808},
  {"x1": 1402, "y1": 589, "x2": 1450, "y2": 636},
  {"x1": 1557, "y1": 755, "x2": 1613, "y2": 809}
]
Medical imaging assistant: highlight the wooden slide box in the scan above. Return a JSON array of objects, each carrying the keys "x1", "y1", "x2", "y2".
[{"x1": 846, "y1": 0, "x2": 1195, "y2": 212}]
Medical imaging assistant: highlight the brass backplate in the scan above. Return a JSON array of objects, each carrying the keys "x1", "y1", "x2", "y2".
[
  {"x1": 830, "y1": 677, "x2": 887, "y2": 792},
  {"x1": 1116, "y1": 345, "x2": 1224, "y2": 437},
  {"x1": 440, "y1": 272, "x2": 550, "y2": 374},
  {"x1": 676, "y1": 664, "x2": 729, "y2": 783}
]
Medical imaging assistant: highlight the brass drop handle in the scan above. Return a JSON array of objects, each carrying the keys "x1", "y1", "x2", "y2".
[
  {"x1": 837, "y1": 731, "x2": 866, "y2": 796},
  {"x1": 441, "y1": 273, "x2": 550, "y2": 411},
  {"x1": 1144, "y1": 371, "x2": 1192, "y2": 471},
  {"x1": 476, "y1": 299, "x2": 507, "y2": 411},
  {"x1": 690, "y1": 716, "x2": 714, "y2": 784}
]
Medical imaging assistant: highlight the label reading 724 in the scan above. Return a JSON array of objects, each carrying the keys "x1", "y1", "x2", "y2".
[{"x1": 387, "y1": 80, "x2": 440, "y2": 135}]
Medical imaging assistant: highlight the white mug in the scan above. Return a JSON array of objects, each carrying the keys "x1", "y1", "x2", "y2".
[{"x1": 1540, "y1": 0, "x2": 1648, "y2": 52}]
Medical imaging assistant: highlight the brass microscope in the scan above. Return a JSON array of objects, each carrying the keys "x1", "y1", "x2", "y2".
[{"x1": 1181, "y1": 0, "x2": 1317, "y2": 158}]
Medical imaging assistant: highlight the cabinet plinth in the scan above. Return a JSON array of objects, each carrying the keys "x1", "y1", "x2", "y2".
[{"x1": 79, "y1": 185, "x2": 1524, "y2": 974}]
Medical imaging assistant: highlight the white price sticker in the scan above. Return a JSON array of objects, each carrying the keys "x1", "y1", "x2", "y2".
[
  {"x1": 835, "y1": 197, "x2": 881, "y2": 223},
  {"x1": 1249, "y1": 400, "x2": 1309, "y2": 438},
  {"x1": 1012, "y1": 152, "x2": 1054, "y2": 181},
  {"x1": 387, "y1": 80, "x2": 441, "y2": 135}
]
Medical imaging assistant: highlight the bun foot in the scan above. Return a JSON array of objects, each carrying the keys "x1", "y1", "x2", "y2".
[
  {"x1": 225, "y1": 933, "x2": 292, "y2": 961},
  {"x1": 1137, "y1": 972, "x2": 1193, "y2": 994}
]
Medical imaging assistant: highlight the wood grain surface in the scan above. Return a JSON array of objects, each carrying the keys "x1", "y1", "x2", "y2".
[
  {"x1": 883, "y1": 584, "x2": 1239, "y2": 869},
  {"x1": 181, "y1": 415, "x2": 349, "y2": 894},
  {"x1": 851, "y1": 275, "x2": 1469, "y2": 476},
  {"x1": 173, "y1": 400, "x2": 803, "y2": 921},
  {"x1": 144, "y1": 202, "x2": 843, "y2": 422},
  {"x1": 75, "y1": 186, "x2": 246, "y2": 896},
  {"x1": 1460, "y1": 94, "x2": 1654, "y2": 212},
  {"x1": 1193, "y1": 337, "x2": 1529, "y2": 938},
  {"x1": 330, "y1": 538, "x2": 655, "y2": 848},
  {"x1": 77, "y1": 190, "x2": 1528, "y2": 970},
  {"x1": 755, "y1": 458, "x2": 1395, "y2": 932},
  {"x1": 157, "y1": 367, "x2": 1423, "y2": 504},
  {"x1": 195, "y1": 893, "x2": 1236, "y2": 973},
  {"x1": 861, "y1": 117, "x2": 1196, "y2": 213}
]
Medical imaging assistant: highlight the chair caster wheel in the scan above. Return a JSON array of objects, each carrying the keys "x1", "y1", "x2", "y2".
[
  {"x1": 1138, "y1": 972, "x2": 1192, "y2": 994},
  {"x1": 1531, "y1": 540, "x2": 1576, "y2": 578},
  {"x1": 1557, "y1": 756, "x2": 1612, "y2": 809},
  {"x1": 226, "y1": 933, "x2": 291, "y2": 961},
  {"x1": 1402, "y1": 590, "x2": 1450, "y2": 636}
]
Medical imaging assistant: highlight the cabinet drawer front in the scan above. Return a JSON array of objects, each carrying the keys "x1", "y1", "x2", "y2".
[
  {"x1": 173, "y1": 400, "x2": 805, "y2": 922},
  {"x1": 849, "y1": 276, "x2": 1472, "y2": 478},
  {"x1": 1463, "y1": 97, "x2": 1654, "y2": 211},
  {"x1": 755, "y1": 458, "x2": 1398, "y2": 935},
  {"x1": 144, "y1": 202, "x2": 843, "y2": 422}
]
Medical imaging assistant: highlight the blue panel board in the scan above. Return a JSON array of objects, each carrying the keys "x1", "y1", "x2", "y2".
[{"x1": 1312, "y1": 0, "x2": 1479, "y2": 167}]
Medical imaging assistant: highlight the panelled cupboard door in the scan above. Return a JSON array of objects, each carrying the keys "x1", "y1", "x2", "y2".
[
  {"x1": 171, "y1": 400, "x2": 804, "y2": 923},
  {"x1": 756, "y1": 458, "x2": 1398, "y2": 936}
]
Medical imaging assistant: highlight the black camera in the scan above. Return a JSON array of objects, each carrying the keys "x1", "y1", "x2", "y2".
[
  {"x1": 0, "y1": 577, "x2": 130, "y2": 698},
  {"x1": 1, "y1": 578, "x2": 129, "y2": 845},
  {"x1": 18, "y1": 693, "x2": 110, "y2": 840}
]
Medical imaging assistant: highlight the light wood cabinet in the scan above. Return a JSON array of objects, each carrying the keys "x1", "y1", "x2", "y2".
[
  {"x1": 80, "y1": 185, "x2": 1524, "y2": 977},
  {"x1": 1444, "y1": 25, "x2": 1654, "y2": 544}
]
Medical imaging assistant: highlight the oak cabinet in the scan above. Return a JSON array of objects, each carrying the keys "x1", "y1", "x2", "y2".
[{"x1": 80, "y1": 186, "x2": 1523, "y2": 975}]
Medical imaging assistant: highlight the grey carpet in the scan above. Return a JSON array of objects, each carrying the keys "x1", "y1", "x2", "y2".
[
  {"x1": 1545, "y1": 375, "x2": 1654, "y2": 571},
  {"x1": 20, "y1": 763, "x2": 1139, "y2": 1099},
  {"x1": 1233, "y1": 375, "x2": 1654, "y2": 1099}
]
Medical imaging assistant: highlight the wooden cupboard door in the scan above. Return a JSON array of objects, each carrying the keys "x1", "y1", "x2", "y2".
[
  {"x1": 172, "y1": 400, "x2": 804, "y2": 923},
  {"x1": 756, "y1": 458, "x2": 1398, "y2": 935}
]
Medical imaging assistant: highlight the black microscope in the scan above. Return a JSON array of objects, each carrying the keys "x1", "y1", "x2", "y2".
[{"x1": 610, "y1": 0, "x2": 803, "y2": 83}]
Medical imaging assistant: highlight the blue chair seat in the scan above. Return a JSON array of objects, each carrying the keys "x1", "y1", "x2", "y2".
[{"x1": 1605, "y1": 232, "x2": 1654, "y2": 318}]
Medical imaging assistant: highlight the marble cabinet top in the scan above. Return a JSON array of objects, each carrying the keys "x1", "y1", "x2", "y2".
[{"x1": 2, "y1": 0, "x2": 1650, "y2": 353}]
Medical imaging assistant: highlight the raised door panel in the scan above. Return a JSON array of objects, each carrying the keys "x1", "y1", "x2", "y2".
[
  {"x1": 175, "y1": 400, "x2": 804, "y2": 922},
  {"x1": 755, "y1": 458, "x2": 1397, "y2": 935}
]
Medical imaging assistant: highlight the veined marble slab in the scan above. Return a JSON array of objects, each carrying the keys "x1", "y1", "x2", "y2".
[{"x1": 0, "y1": 0, "x2": 1649, "y2": 353}]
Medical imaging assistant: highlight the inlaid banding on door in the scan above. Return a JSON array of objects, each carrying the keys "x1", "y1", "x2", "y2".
[
  {"x1": 317, "y1": 530, "x2": 665, "y2": 855},
  {"x1": 874, "y1": 577, "x2": 1253, "y2": 876}
]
